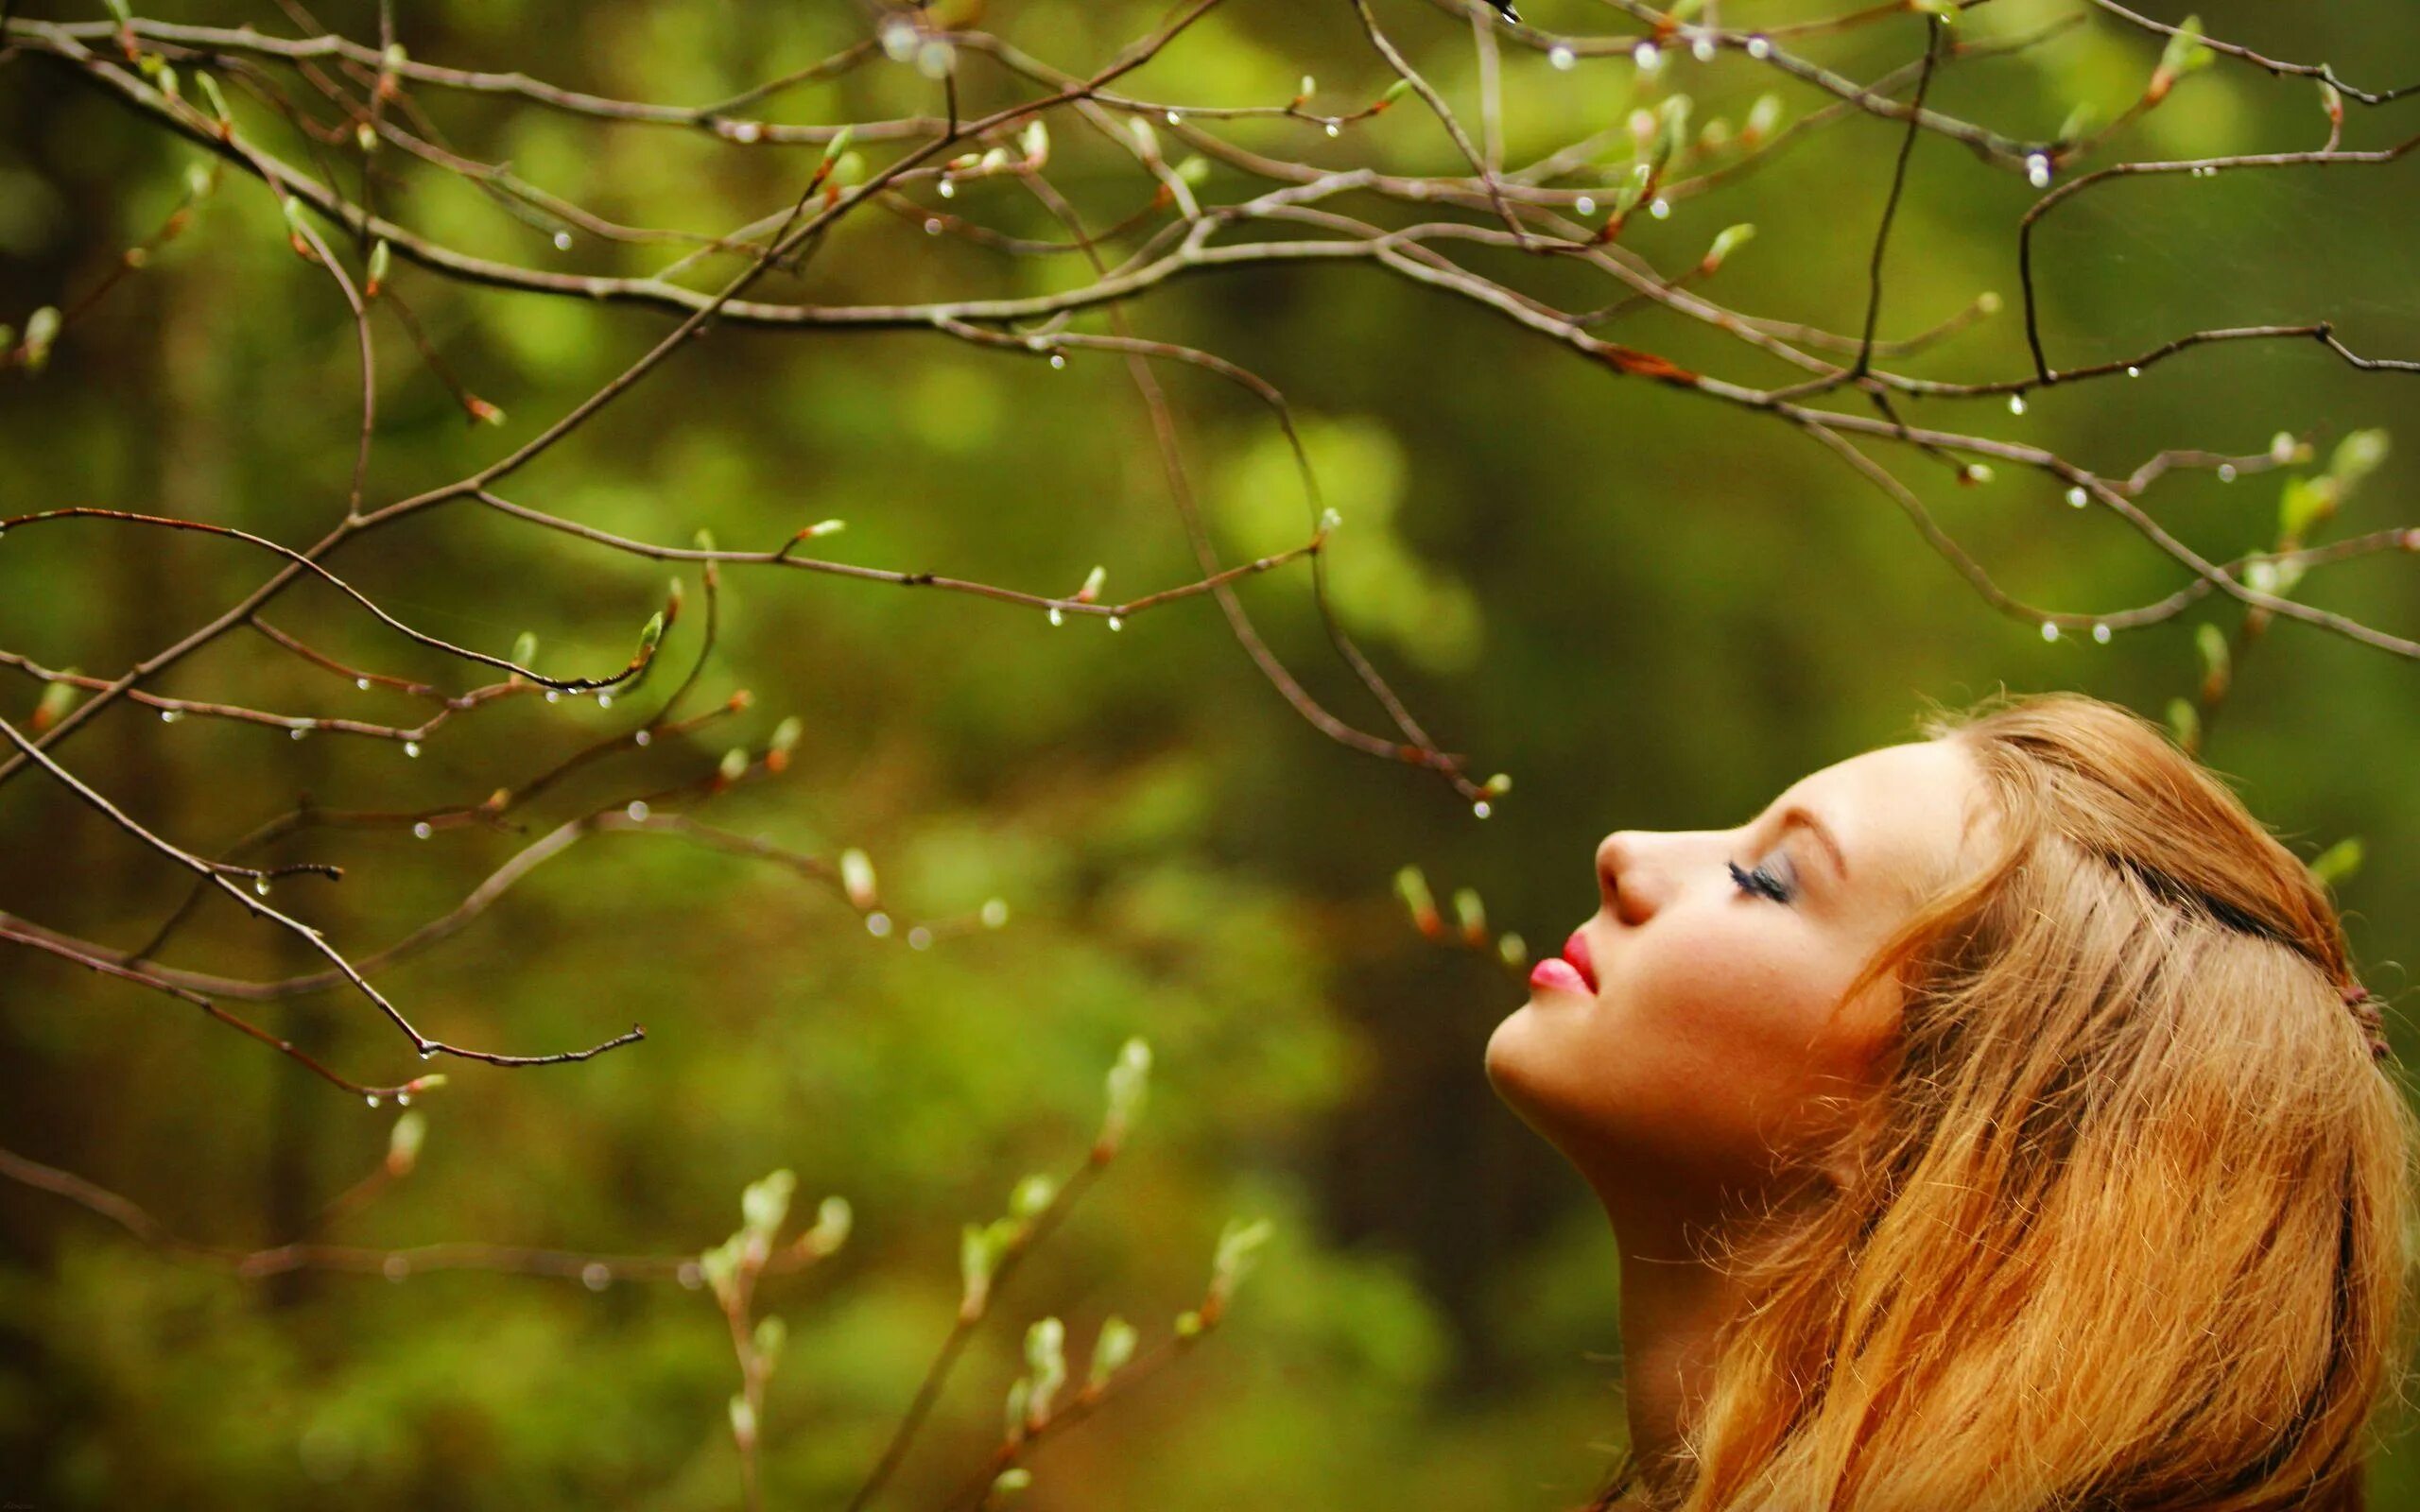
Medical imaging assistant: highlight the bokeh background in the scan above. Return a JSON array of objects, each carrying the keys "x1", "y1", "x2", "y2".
[{"x1": 4, "y1": 0, "x2": 2417, "y2": 1506}]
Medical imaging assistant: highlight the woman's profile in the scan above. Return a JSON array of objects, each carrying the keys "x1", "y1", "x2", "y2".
[{"x1": 1487, "y1": 691, "x2": 2416, "y2": 1511}]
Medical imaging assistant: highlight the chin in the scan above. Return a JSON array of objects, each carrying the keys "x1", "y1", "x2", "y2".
[{"x1": 1483, "y1": 1004, "x2": 1548, "y2": 1113}]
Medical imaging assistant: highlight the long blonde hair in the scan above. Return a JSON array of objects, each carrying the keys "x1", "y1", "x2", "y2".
[{"x1": 1602, "y1": 691, "x2": 2418, "y2": 1511}]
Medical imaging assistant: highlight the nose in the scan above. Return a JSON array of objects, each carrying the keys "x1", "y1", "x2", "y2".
[{"x1": 1597, "y1": 830, "x2": 1660, "y2": 926}]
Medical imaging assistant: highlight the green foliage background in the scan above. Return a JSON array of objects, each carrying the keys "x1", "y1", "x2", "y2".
[{"x1": 2, "y1": 0, "x2": 2417, "y2": 1507}]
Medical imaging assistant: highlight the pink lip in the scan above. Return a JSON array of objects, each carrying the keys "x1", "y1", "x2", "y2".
[
  {"x1": 1529, "y1": 957, "x2": 1587, "y2": 994},
  {"x1": 1562, "y1": 930, "x2": 1599, "y2": 993}
]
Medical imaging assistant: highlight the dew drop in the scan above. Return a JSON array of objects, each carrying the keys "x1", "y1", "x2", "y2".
[
  {"x1": 1634, "y1": 41, "x2": 1662, "y2": 71},
  {"x1": 1649, "y1": 198, "x2": 1670, "y2": 219},
  {"x1": 254, "y1": 875, "x2": 271, "y2": 897},
  {"x1": 291, "y1": 727, "x2": 308, "y2": 740},
  {"x1": 355, "y1": 678, "x2": 372, "y2": 691},
  {"x1": 980, "y1": 898, "x2": 1010, "y2": 929},
  {"x1": 1692, "y1": 36, "x2": 1716, "y2": 63},
  {"x1": 1472, "y1": 799, "x2": 1493, "y2": 819},
  {"x1": 866, "y1": 911, "x2": 893, "y2": 937},
  {"x1": 419, "y1": 1045, "x2": 437, "y2": 1060},
  {"x1": 552, "y1": 231, "x2": 573, "y2": 250},
  {"x1": 1323, "y1": 122, "x2": 1340, "y2": 138},
  {"x1": 1106, "y1": 615, "x2": 1123, "y2": 631},
  {"x1": 1574, "y1": 195, "x2": 1597, "y2": 216},
  {"x1": 412, "y1": 820, "x2": 433, "y2": 839},
  {"x1": 383, "y1": 1254, "x2": 409, "y2": 1282},
  {"x1": 1548, "y1": 44, "x2": 1577, "y2": 71},
  {"x1": 581, "y1": 1263, "x2": 612, "y2": 1292},
  {"x1": 544, "y1": 690, "x2": 561, "y2": 703},
  {"x1": 731, "y1": 120, "x2": 762, "y2": 145},
  {"x1": 366, "y1": 1093, "x2": 382, "y2": 1108},
  {"x1": 1745, "y1": 35, "x2": 1772, "y2": 60},
  {"x1": 2092, "y1": 623, "x2": 2113, "y2": 644},
  {"x1": 2026, "y1": 153, "x2": 2051, "y2": 190},
  {"x1": 925, "y1": 218, "x2": 943, "y2": 235},
  {"x1": 627, "y1": 799, "x2": 650, "y2": 821},
  {"x1": 677, "y1": 1262, "x2": 704, "y2": 1290},
  {"x1": 596, "y1": 693, "x2": 613, "y2": 709},
  {"x1": 2008, "y1": 394, "x2": 2028, "y2": 416},
  {"x1": 937, "y1": 178, "x2": 955, "y2": 198},
  {"x1": 1047, "y1": 606, "x2": 1063, "y2": 626},
  {"x1": 2066, "y1": 486, "x2": 2089, "y2": 507},
  {"x1": 633, "y1": 729, "x2": 651, "y2": 746},
  {"x1": 2217, "y1": 463, "x2": 2238, "y2": 482},
  {"x1": 395, "y1": 1092, "x2": 410, "y2": 1107},
  {"x1": 2125, "y1": 365, "x2": 2141, "y2": 378},
  {"x1": 160, "y1": 709, "x2": 182, "y2": 723},
  {"x1": 403, "y1": 740, "x2": 421, "y2": 758},
  {"x1": 1165, "y1": 110, "x2": 1181, "y2": 126},
  {"x1": 908, "y1": 925, "x2": 933, "y2": 950},
  {"x1": 2040, "y1": 621, "x2": 2061, "y2": 643},
  {"x1": 1048, "y1": 352, "x2": 1066, "y2": 369}
]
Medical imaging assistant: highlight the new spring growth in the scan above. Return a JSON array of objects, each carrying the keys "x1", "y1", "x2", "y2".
[
  {"x1": 752, "y1": 1315, "x2": 786, "y2": 1375},
  {"x1": 992, "y1": 1468, "x2": 1034, "y2": 1503},
  {"x1": 2309, "y1": 836, "x2": 2364, "y2": 889},
  {"x1": 33, "y1": 677, "x2": 80, "y2": 732},
  {"x1": 637, "y1": 610, "x2": 666, "y2": 660},
  {"x1": 1453, "y1": 887, "x2": 1489, "y2": 947},
  {"x1": 1394, "y1": 865, "x2": 1443, "y2": 939},
  {"x1": 280, "y1": 195, "x2": 313, "y2": 260},
  {"x1": 961, "y1": 1217, "x2": 1019, "y2": 1320},
  {"x1": 365, "y1": 239, "x2": 391, "y2": 298},
  {"x1": 1098, "y1": 1037, "x2": 1152, "y2": 1156},
  {"x1": 20, "y1": 306, "x2": 60, "y2": 371},
  {"x1": 1024, "y1": 1316, "x2": 1068, "y2": 1426},
  {"x1": 2146, "y1": 15, "x2": 2214, "y2": 104},
  {"x1": 1087, "y1": 1314, "x2": 1138, "y2": 1391},
  {"x1": 742, "y1": 1168, "x2": 795, "y2": 1250},
  {"x1": 1377, "y1": 77, "x2": 1414, "y2": 113},
  {"x1": 839, "y1": 848, "x2": 877, "y2": 910},
  {"x1": 812, "y1": 125, "x2": 856, "y2": 192},
  {"x1": 1701, "y1": 224, "x2": 1754, "y2": 274},
  {"x1": 2196, "y1": 622, "x2": 2232, "y2": 703},
  {"x1": 1002, "y1": 1378, "x2": 1030, "y2": 1443},
  {"x1": 1296, "y1": 74, "x2": 1316, "y2": 107},
  {"x1": 1741, "y1": 93, "x2": 1784, "y2": 146},
  {"x1": 2167, "y1": 697, "x2": 2203, "y2": 754},
  {"x1": 765, "y1": 715, "x2": 804, "y2": 774},
  {"x1": 1010, "y1": 1174, "x2": 1058, "y2": 1220},
  {"x1": 1205, "y1": 1215, "x2": 1273, "y2": 1321},
  {"x1": 728, "y1": 1396, "x2": 757, "y2": 1451},
  {"x1": 1074, "y1": 565, "x2": 1107, "y2": 605},
  {"x1": 195, "y1": 70, "x2": 234, "y2": 136},
  {"x1": 385, "y1": 1110, "x2": 427, "y2": 1177},
  {"x1": 1497, "y1": 932, "x2": 1528, "y2": 971}
]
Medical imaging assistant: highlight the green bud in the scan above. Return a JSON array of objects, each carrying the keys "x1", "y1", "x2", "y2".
[
  {"x1": 1010, "y1": 1174, "x2": 1057, "y2": 1219},
  {"x1": 1497, "y1": 932, "x2": 1528, "y2": 971},
  {"x1": 2309, "y1": 836, "x2": 2363, "y2": 889},
  {"x1": 637, "y1": 610, "x2": 666, "y2": 655},
  {"x1": 752, "y1": 1315, "x2": 786, "y2": 1366},
  {"x1": 2195, "y1": 622, "x2": 2231, "y2": 700},
  {"x1": 807, "y1": 1194, "x2": 852, "y2": 1252},
  {"x1": 700, "y1": 1239, "x2": 741, "y2": 1305},
  {"x1": 35, "y1": 678, "x2": 80, "y2": 729},
  {"x1": 1704, "y1": 223, "x2": 1754, "y2": 268},
  {"x1": 2153, "y1": 15, "x2": 2215, "y2": 94},
  {"x1": 727, "y1": 1395, "x2": 756, "y2": 1446},
  {"x1": 2166, "y1": 697, "x2": 2202, "y2": 753},
  {"x1": 1453, "y1": 886, "x2": 1486, "y2": 939},
  {"x1": 1744, "y1": 93, "x2": 1784, "y2": 141},
  {"x1": 839, "y1": 848, "x2": 876, "y2": 908},
  {"x1": 510, "y1": 630, "x2": 538, "y2": 667},
  {"x1": 1024, "y1": 1315, "x2": 1067, "y2": 1418},
  {"x1": 367, "y1": 238, "x2": 391, "y2": 289},
  {"x1": 1174, "y1": 1309, "x2": 1203, "y2": 1338},
  {"x1": 961, "y1": 1222, "x2": 997, "y2": 1316},
  {"x1": 386, "y1": 1109, "x2": 427, "y2": 1175},
  {"x1": 1382, "y1": 78, "x2": 1413, "y2": 103},
  {"x1": 2331, "y1": 429, "x2": 2390, "y2": 490},
  {"x1": 197, "y1": 71, "x2": 233, "y2": 127},
  {"x1": 1101, "y1": 1037, "x2": 1150, "y2": 1146},
  {"x1": 1175, "y1": 155, "x2": 1211, "y2": 186},
  {"x1": 21, "y1": 306, "x2": 60, "y2": 371},
  {"x1": 1211, "y1": 1215, "x2": 1273, "y2": 1298},
  {"x1": 1001, "y1": 1378, "x2": 1030, "y2": 1440},
  {"x1": 1088, "y1": 1314, "x2": 1138, "y2": 1388},
  {"x1": 769, "y1": 716, "x2": 804, "y2": 753},
  {"x1": 830, "y1": 150, "x2": 866, "y2": 185},
  {"x1": 742, "y1": 1169, "x2": 795, "y2": 1239},
  {"x1": 719, "y1": 747, "x2": 750, "y2": 782}
]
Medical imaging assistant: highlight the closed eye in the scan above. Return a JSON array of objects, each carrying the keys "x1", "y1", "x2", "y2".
[{"x1": 1728, "y1": 858, "x2": 1794, "y2": 904}]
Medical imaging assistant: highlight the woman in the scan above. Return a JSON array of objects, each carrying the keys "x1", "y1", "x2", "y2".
[{"x1": 1486, "y1": 691, "x2": 2416, "y2": 1511}]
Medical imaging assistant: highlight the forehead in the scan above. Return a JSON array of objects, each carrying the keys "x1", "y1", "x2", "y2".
[{"x1": 1784, "y1": 739, "x2": 1988, "y2": 904}]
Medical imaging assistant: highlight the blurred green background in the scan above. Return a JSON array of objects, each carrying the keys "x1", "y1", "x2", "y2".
[{"x1": 3, "y1": 0, "x2": 2417, "y2": 1506}]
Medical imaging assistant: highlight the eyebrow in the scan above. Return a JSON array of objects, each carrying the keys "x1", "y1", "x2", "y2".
[{"x1": 1776, "y1": 804, "x2": 1850, "y2": 883}]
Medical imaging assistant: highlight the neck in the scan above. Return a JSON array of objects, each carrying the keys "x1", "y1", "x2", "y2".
[{"x1": 1610, "y1": 1207, "x2": 1741, "y2": 1500}]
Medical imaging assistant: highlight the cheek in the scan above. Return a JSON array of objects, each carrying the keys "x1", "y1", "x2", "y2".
[{"x1": 1490, "y1": 910, "x2": 1869, "y2": 1175}]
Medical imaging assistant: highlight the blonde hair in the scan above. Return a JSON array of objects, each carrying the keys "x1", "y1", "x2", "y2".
[{"x1": 1601, "y1": 691, "x2": 2418, "y2": 1512}]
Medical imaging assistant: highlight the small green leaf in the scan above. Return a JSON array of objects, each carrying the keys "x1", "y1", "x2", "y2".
[
  {"x1": 2166, "y1": 697, "x2": 2202, "y2": 753},
  {"x1": 741, "y1": 1169, "x2": 795, "y2": 1240},
  {"x1": 1087, "y1": 1314, "x2": 1138, "y2": 1388}
]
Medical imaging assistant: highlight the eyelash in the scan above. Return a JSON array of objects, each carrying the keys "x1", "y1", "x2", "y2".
[{"x1": 1728, "y1": 858, "x2": 1794, "y2": 904}]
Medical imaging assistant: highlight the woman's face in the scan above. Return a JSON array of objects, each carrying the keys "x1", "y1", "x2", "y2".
[{"x1": 1486, "y1": 737, "x2": 1990, "y2": 1214}]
